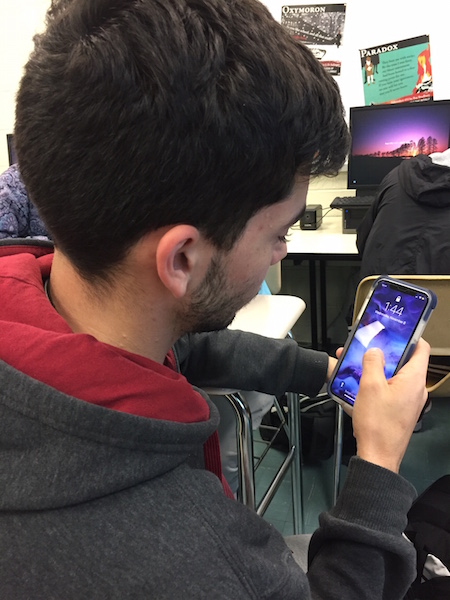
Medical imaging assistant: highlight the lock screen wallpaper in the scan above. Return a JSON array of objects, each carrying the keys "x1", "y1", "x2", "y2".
[{"x1": 329, "y1": 281, "x2": 428, "y2": 406}]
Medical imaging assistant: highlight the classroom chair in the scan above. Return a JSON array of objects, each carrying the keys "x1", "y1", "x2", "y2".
[{"x1": 204, "y1": 291, "x2": 307, "y2": 533}]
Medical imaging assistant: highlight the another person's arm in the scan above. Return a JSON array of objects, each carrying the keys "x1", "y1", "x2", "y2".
[{"x1": 0, "y1": 165, "x2": 25, "y2": 239}]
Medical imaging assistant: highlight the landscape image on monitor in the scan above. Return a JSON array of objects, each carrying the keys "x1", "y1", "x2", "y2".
[{"x1": 348, "y1": 101, "x2": 450, "y2": 189}]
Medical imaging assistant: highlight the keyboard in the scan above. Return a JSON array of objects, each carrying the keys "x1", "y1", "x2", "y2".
[{"x1": 330, "y1": 195, "x2": 375, "y2": 209}]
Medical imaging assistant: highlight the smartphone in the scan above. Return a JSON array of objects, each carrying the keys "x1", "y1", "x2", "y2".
[{"x1": 328, "y1": 276, "x2": 436, "y2": 409}]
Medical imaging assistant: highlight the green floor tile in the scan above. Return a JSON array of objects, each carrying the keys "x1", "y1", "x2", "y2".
[{"x1": 254, "y1": 396, "x2": 450, "y2": 537}]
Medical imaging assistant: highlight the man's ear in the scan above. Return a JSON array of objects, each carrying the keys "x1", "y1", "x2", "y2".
[{"x1": 156, "y1": 225, "x2": 210, "y2": 298}]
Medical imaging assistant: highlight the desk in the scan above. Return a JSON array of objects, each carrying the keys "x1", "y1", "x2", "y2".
[
  {"x1": 229, "y1": 293, "x2": 306, "y2": 338},
  {"x1": 286, "y1": 213, "x2": 359, "y2": 349}
]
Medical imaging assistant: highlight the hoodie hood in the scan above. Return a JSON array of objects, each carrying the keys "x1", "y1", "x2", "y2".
[
  {"x1": 0, "y1": 253, "x2": 209, "y2": 424},
  {"x1": 398, "y1": 150, "x2": 450, "y2": 208},
  {"x1": 0, "y1": 252, "x2": 221, "y2": 510},
  {"x1": 0, "y1": 360, "x2": 218, "y2": 511}
]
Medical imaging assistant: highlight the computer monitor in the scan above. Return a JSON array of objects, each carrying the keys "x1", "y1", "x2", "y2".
[
  {"x1": 6, "y1": 134, "x2": 17, "y2": 166},
  {"x1": 347, "y1": 100, "x2": 450, "y2": 196}
]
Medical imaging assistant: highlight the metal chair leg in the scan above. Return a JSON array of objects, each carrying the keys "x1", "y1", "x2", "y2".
[
  {"x1": 255, "y1": 392, "x2": 303, "y2": 534},
  {"x1": 287, "y1": 391, "x2": 304, "y2": 534},
  {"x1": 220, "y1": 390, "x2": 304, "y2": 534},
  {"x1": 225, "y1": 392, "x2": 256, "y2": 510},
  {"x1": 333, "y1": 403, "x2": 344, "y2": 505}
]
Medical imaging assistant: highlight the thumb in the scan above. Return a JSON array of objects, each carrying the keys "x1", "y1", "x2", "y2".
[{"x1": 359, "y1": 348, "x2": 386, "y2": 389}]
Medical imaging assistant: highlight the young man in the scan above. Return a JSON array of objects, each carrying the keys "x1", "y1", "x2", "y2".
[
  {"x1": 0, "y1": 166, "x2": 332, "y2": 492},
  {"x1": 0, "y1": 0, "x2": 429, "y2": 597}
]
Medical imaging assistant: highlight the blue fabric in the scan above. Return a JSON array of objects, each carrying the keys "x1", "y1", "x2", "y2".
[
  {"x1": 258, "y1": 280, "x2": 271, "y2": 295},
  {"x1": 0, "y1": 164, "x2": 49, "y2": 239}
]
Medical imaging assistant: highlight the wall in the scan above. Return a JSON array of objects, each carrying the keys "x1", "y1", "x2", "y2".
[
  {"x1": 0, "y1": 1, "x2": 49, "y2": 172},
  {"x1": 264, "y1": 0, "x2": 450, "y2": 116}
]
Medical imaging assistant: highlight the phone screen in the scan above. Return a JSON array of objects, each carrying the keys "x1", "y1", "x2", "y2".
[{"x1": 329, "y1": 279, "x2": 430, "y2": 406}]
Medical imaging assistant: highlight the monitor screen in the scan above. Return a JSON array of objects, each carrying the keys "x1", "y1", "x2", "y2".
[
  {"x1": 347, "y1": 100, "x2": 450, "y2": 193},
  {"x1": 6, "y1": 134, "x2": 17, "y2": 166}
]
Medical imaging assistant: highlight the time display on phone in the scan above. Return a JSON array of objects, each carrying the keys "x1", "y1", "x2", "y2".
[
  {"x1": 329, "y1": 280, "x2": 429, "y2": 406},
  {"x1": 384, "y1": 302, "x2": 404, "y2": 316}
]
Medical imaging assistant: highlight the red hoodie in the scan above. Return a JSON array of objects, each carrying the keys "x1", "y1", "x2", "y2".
[{"x1": 0, "y1": 251, "x2": 232, "y2": 497}]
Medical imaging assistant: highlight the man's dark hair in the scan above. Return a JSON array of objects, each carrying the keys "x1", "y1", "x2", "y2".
[{"x1": 15, "y1": 0, "x2": 349, "y2": 279}]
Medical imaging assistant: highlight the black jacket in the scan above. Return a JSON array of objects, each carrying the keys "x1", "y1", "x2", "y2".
[{"x1": 357, "y1": 152, "x2": 450, "y2": 279}]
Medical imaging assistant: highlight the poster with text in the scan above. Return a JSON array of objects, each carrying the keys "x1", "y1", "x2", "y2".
[
  {"x1": 281, "y1": 4, "x2": 346, "y2": 76},
  {"x1": 360, "y1": 35, "x2": 432, "y2": 105}
]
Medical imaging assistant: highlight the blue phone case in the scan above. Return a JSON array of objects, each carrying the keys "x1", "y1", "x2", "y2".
[{"x1": 328, "y1": 276, "x2": 436, "y2": 409}]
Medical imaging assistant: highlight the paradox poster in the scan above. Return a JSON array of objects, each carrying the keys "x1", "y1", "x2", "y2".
[
  {"x1": 281, "y1": 4, "x2": 346, "y2": 76},
  {"x1": 360, "y1": 34, "x2": 432, "y2": 105}
]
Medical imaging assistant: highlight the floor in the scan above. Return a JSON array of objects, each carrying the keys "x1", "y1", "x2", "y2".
[{"x1": 254, "y1": 396, "x2": 450, "y2": 535}]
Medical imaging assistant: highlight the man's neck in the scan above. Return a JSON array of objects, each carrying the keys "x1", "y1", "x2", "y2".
[{"x1": 48, "y1": 250, "x2": 177, "y2": 364}]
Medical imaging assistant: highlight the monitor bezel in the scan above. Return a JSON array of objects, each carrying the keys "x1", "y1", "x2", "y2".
[
  {"x1": 6, "y1": 133, "x2": 17, "y2": 166},
  {"x1": 347, "y1": 100, "x2": 450, "y2": 193}
]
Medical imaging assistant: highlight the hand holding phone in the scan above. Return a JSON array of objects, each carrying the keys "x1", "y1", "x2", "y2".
[
  {"x1": 352, "y1": 338, "x2": 430, "y2": 473},
  {"x1": 328, "y1": 276, "x2": 436, "y2": 409}
]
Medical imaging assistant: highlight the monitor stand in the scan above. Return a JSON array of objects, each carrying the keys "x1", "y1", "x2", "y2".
[{"x1": 355, "y1": 187, "x2": 377, "y2": 197}]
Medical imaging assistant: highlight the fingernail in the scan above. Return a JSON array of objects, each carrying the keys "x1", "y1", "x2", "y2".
[{"x1": 365, "y1": 347, "x2": 382, "y2": 356}]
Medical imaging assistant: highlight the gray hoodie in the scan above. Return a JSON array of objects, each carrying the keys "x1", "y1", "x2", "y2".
[{"x1": 0, "y1": 252, "x2": 417, "y2": 599}]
